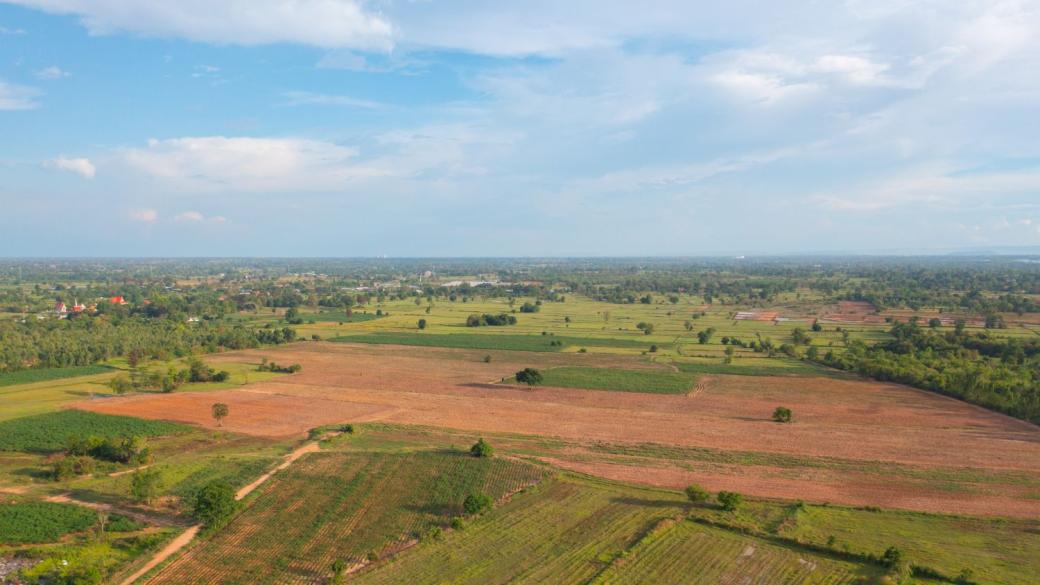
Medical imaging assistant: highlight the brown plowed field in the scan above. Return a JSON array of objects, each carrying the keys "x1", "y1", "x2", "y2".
[{"x1": 75, "y1": 342, "x2": 1040, "y2": 517}]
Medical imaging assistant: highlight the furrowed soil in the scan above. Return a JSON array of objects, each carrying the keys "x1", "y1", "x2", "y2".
[{"x1": 75, "y1": 342, "x2": 1040, "y2": 518}]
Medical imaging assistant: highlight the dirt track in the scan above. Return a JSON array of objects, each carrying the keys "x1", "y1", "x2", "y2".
[{"x1": 76, "y1": 342, "x2": 1040, "y2": 518}]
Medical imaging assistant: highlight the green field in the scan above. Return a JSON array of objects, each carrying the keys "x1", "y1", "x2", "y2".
[
  {"x1": 782, "y1": 505, "x2": 1040, "y2": 584},
  {"x1": 510, "y1": 366, "x2": 697, "y2": 394},
  {"x1": 0, "y1": 365, "x2": 113, "y2": 388},
  {"x1": 355, "y1": 474, "x2": 875, "y2": 585},
  {"x1": 330, "y1": 331, "x2": 658, "y2": 352},
  {"x1": 149, "y1": 450, "x2": 548, "y2": 585},
  {"x1": 303, "y1": 310, "x2": 381, "y2": 323},
  {"x1": 673, "y1": 358, "x2": 847, "y2": 378},
  {"x1": 0, "y1": 410, "x2": 190, "y2": 453},
  {"x1": 0, "y1": 501, "x2": 99, "y2": 544}
]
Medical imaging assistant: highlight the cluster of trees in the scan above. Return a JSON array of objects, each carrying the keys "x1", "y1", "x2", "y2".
[
  {"x1": 519, "y1": 301, "x2": 541, "y2": 313},
  {"x1": 0, "y1": 316, "x2": 297, "y2": 373},
  {"x1": 819, "y1": 322, "x2": 1040, "y2": 423},
  {"x1": 53, "y1": 435, "x2": 151, "y2": 480},
  {"x1": 257, "y1": 358, "x2": 302, "y2": 373},
  {"x1": 107, "y1": 357, "x2": 230, "y2": 394},
  {"x1": 684, "y1": 483, "x2": 743, "y2": 512},
  {"x1": 465, "y1": 313, "x2": 517, "y2": 327}
]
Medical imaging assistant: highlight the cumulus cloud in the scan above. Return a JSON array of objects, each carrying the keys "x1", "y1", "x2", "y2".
[
  {"x1": 0, "y1": 79, "x2": 41, "y2": 110},
  {"x1": 122, "y1": 136, "x2": 384, "y2": 191},
  {"x1": 35, "y1": 66, "x2": 69, "y2": 80},
  {"x1": 6, "y1": 0, "x2": 392, "y2": 49},
  {"x1": 129, "y1": 209, "x2": 158, "y2": 222},
  {"x1": 47, "y1": 157, "x2": 96, "y2": 178}
]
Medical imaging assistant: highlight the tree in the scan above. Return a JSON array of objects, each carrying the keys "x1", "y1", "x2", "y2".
[
  {"x1": 212, "y1": 402, "x2": 229, "y2": 427},
  {"x1": 463, "y1": 493, "x2": 492, "y2": 515},
  {"x1": 130, "y1": 468, "x2": 163, "y2": 504},
  {"x1": 331, "y1": 559, "x2": 347, "y2": 584},
  {"x1": 470, "y1": 438, "x2": 494, "y2": 458},
  {"x1": 417, "y1": 318, "x2": 427, "y2": 330},
  {"x1": 717, "y1": 491, "x2": 743, "y2": 512},
  {"x1": 515, "y1": 368, "x2": 543, "y2": 385},
  {"x1": 685, "y1": 484, "x2": 709, "y2": 504},
  {"x1": 193, "y1": 480, "x2": 238, "y2": 527},
  {"x1": 772, "y1": 406, "x2": 793, "y2": 423}
]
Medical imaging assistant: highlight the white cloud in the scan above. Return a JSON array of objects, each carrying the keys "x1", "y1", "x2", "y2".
[
  {"x1": 0, "y1": 25, "x2": 27, "y2": 34},
  {"x1": 47, "y1": 157, "x2": 96, "y2": 178},
  {"x1": 129, "y1": 209, "x2": 158, "y2": 222},
  {"x1": 35, "y1": 66, "x2": 69, "y2": 80},
  {"x1": 6, "y1": 0, "x2": 392, "y2": 49},
  {"x1": 282, "y1": 91, "x2": 383, "y2": 109},
  {"x1": 0, "y1": 79, "x2": 41, "y2": 110},
  {"x1": 175, "y1": 210, "x2": 226, "y2": 223},
  {"x1": 122, "y1": 136, "x2": 384, "y2": 191}
]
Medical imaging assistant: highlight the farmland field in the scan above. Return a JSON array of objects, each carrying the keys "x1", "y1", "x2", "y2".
[
  {"x1": 0, "y1": 365, "x2": 113, "y2": 388},
  {"x1": 147, "y1": 450, "x2": 547, "y2": 585},
  {"x1": 0, "y1": 501, "x2": 98, "y2": 544},
  {"x1": 508, "y1": 366, "x2": 697, "y2": 394},
  {"x1": 77, "y1": 341, "x2": 1040, "y2": 518},
  {"x1": 0, "y1": 410, "x2": 190, "y2": 453},
  {"x1": 330, "y1": 331, "x2": 657, "y2": 352}
]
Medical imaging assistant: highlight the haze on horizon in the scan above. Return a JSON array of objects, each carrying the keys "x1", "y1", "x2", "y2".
[{"x1": 1, "y1": 1, "x2": 1038, "y2": 257}]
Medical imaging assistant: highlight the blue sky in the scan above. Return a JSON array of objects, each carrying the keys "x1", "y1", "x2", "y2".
[{"x1": 1, "y1": 1, "x2": 1039, "y2": 256}]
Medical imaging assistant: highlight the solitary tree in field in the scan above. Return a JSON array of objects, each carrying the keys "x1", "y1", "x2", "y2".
[
  {"x1": 193, "y1": 480, "x2": 237, "y2": 527},
  {"x1": 417, "y1": 318, "x2": 427, "y2": 330},
  {"x1": 772, "y1": 406, "x2": 793, "y2": 423},
  {"x1": 685, "y1": 484, "x2": 709, "y2": 504},
  {"x1": 470, "y1": 438, "x2": 494, "y2": 458},
  {"x1": 212, "y1": 402, "x2": 229, "y2": 427},
  {"x1": 331, "y1": 559, "x2": 347, "y2": 584},
  {"x1": 463, "y1": 492, "x2": 493, "y2": 515},
  {"x1": 129, "y1": 467, "x2": 163, "y2": 504},
  {"x1": 717, "y1": 491, "x2": 743, "y2": 512},
  {"x1": 515, "y1": 368, "x2": 543, "y2": 385}
]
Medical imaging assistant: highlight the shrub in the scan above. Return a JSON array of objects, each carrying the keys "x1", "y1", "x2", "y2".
[
  {"x1": 515, "y1": 368, "x2": 543, "y2": 385},
  {"x1": 684, "y1": 484, "x2": 710, "y2": 504},
  {"x1": 717, "y1": 491, "x2": 743, "y2": 511},
  {"x1": 417, "y1": 318, "x2": 427, "y2": 330},
  {"x1": 450, "y1": 516, "x2": 466, "y2": 530},
  {"x1": 772, "y1": 406, "x2": 793, "y2": 423},
  {"x1": 470, "y1": 438, "x2": 494, "y2": 458},
  {"x1": 463, "y1": 493, "x2": 493, "y2": 515}
]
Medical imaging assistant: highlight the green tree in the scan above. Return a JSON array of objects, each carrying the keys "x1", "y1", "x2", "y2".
[
  {"x1": 470, "y1": 438, "x2": 494, "y2": 458},
  {"x1": 130, "y1": 467, "x2": 163, "y2": 504},
  {"x1": 417, "y1": 318, "x2": 427, "y2": 330},
  {"x1": 717, "y1": 491, "x2": 743, "y2": 512},
  {"x1": 515, "y1": 368, "x2": 543, "y2": 385},
  {"x1": 331, "y1": 559, "x2": 347, "y2": 584},
  {"x1": 685, "y1": 484, "x2": 709, "y2": 504},
  {"x1": 463, "y1": 493, "x2": 492, "y2": 515},
  {"x1": 193, "y1": 480, "x2": 238, "y2": 527},
  {"x1": 772, "y1": 406, "x2": 793, "y2": 423},
  {"x1": 211, "y1": 402, "x2": 229, "y2": 427}
]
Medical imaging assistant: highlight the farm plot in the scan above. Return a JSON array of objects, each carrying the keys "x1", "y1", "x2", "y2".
[
  {"x1": 0, "y1": 365, "x2": 113, "y2": 388},
  {"x1": 147, "y1": 451, "x2": 547, "y2": 585},
  {"x1": 331, "y1": 332, "x2": 657, "y2": 352},
  {"x1": 507, "y1": 366, "x2": 697, "y2": 394},
  {"x1": 0, "y1": 410, "x2": 190, "y2": 453},
  {"x1": 595, "y1": 520, "x2": 874, "y2": 585},
  {"x1": 355, "y1": 476, "x2": 871, "y2": 585}
]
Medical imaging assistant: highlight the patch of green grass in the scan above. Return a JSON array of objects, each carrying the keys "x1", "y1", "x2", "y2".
[
  {"x1": 508, "y1": 366, "x2": 696, "y2": 394},
  {"x1": 783, "y1": 505, "x2": 1040, "y2": 584},
  {"x1": 0, "y1": 365, "x2": 114, "y2": 388},
  {"x1": 330, "y1": 332, "x2": 658, "y2": 352},
  {"x1": 674, "y1": 359, "x2": 845, "y2": 378},
  {"x1": 304, "y1": 311, "x2": 381, "y2": 323},
  {"x1": 0, "y1": 410, "x2": 191, "y2": 453},
  {"x1": 0, "y1": 501, "x2": 98, "y2": 544}
]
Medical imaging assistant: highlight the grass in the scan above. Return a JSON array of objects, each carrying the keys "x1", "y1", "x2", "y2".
[
  {"x1": 148, "y1": 450, "x2": 548, "y2": 585},
  {"x1": 0, "y1": 410, "x2": 191, "y2": 453},
  {"x1": 354, "y1": 475, "x2": 873, "y2": 585},
  {"x1": 782, "y1": 505, "x2": 1040, "y2": 584},
  {"x1": 507, "y1": 366, "x2": 696, "y2": 394},
  {"x1": 303, "y1": 310, "x2": 381, "y2": 323},
  {"x1": 673, "y1": 358, "x2": 846, "y2": 378},
  {"x1": 0, "y1": 501, "x2": 99, "y2": 544},
  {"x1": 330, "y1": 332, "x2": 657, "y2": 352},
  {"x1": 0, "y1": 365, "x2": 114, "y2": 388}
]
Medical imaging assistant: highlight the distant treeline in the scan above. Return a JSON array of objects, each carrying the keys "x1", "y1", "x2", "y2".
[
  {"x1": 0, "y1": 317, "x2": 296, "y2": 373},
  {"x1": 821, "y1": 322, "x2": 1040, "y2": 424}
]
